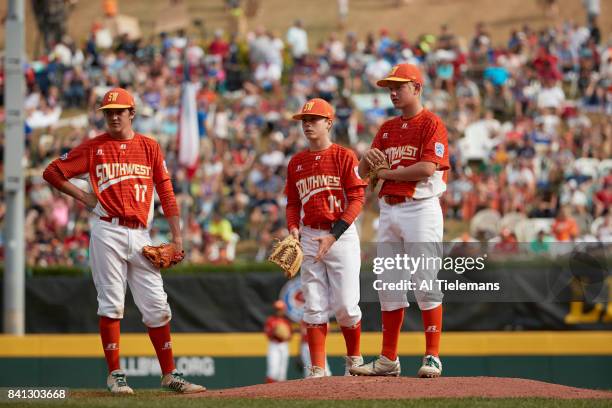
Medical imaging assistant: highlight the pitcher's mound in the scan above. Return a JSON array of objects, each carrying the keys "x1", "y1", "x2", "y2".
[{"x1": 194, "y1": 377, "x2": 612, "y2": 400}]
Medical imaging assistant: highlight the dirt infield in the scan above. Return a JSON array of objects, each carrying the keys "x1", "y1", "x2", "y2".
[{"x1": 193, "y1": 377, "x2": 612, "y2": 400}]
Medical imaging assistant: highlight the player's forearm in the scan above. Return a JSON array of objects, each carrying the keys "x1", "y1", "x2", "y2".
[
  {"x1": 286, "y1": 202, "x2": 301, "y2": 231},
  {"x1": 339, "y1": 187, "x2": 365, "y2": 225},
  {"x1": 167, "y1": 215, "x2": 182, "y2": 244},
  {"x1": 357, "y1": 158, "x2": 370, "y2": 179},
  {"x1": 379, "y1": 162, "x2": 436, "y2": 182},
  {"x1": 156, "y1": 179, "x2": 179, "y2": 217}
]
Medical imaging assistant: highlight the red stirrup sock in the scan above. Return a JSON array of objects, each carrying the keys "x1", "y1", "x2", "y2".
[
  {"x1": 147, "y1": 323, "x2": 176, "y2": 375},
  {"x1": 306, "y1": 323, "x2": 328, "y2": 369},
  {"x1": 422, "y1": 305, "x2": 443, "y2": 356},
  {"x1": 340, "y1": 321, "x2": 361, "y2": 356},
  {"x1": 381, "y1": 308, "x2": 404, "y2": 361},
  {"x1": 99, "y1": 316, "x2": 121, "y2": 373}
]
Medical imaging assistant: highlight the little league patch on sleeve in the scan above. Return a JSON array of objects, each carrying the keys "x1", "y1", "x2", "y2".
[{"x1": 435, "y1": 142, "x2": 445, "y2": 158}]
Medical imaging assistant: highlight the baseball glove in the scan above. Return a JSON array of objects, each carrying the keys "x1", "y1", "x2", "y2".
[
  {"x1": 142, "y1": 243, "x2": 185, "y2": 269},
  {"x1": 368, "y1": 157, "x2": 390, "y2": 190},
  {"x1": 273, "y1": 323, "x2": 291, "y2": 341},
  {"x1": 268, "y1": 235, "x2": 303, "y2": 278}
]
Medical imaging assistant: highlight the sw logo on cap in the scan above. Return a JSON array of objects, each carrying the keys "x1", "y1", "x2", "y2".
[
  {"x1": 303, "y1": 102, "x2": 315, "y2": 112},
  {"x1": 107, "y1": 92, "x2": 120, "y2": 103}
]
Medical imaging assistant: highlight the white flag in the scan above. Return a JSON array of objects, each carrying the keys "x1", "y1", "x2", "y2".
[{"x1": 178, "y1": 82, "x2": 199, "y2": 169}]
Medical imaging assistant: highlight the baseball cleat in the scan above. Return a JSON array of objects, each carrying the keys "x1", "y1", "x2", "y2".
[
  {"x1": 107, "y1": 369, "x2": 134, "y2": 394},
  {"x1": 306, "y1": 366, "x2": 326, "y2": 378},
  {"x1": 349, "y1": 355, "x2": 401, "y2": 377},
  {"x1": 344, "y1": 355, "x2": 364, "y2": 376},
  {"x1": 417, "y1": 355, "x2": 442, "y2": 378},
  {"x1": 161, "y1": 370, "x2": 206, "y2": 393}
]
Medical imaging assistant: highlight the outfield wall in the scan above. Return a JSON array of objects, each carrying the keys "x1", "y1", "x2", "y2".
[
  {"x1": 5, "y1": 272, "x2": 612, "y2": 332},
  {"x1": 1, "y1": 332, "x2": 610, "y2": 390}
]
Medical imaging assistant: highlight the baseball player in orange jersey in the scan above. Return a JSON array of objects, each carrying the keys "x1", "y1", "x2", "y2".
[
  {"x1": 264, "y1": 300, "x2": 292, "y2": 383},
  {"x1": 42, "y1": 88, "x2": 205, "y2": 394},
  {"x1": 286, "y1": 98, "x2": 367, "y2": 377},
  {"x1": 351, "y1": 64, "x2": 449, "y2": 378}
]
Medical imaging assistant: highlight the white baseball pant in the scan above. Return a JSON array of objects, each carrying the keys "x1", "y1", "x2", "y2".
[
  {"x1": 377, "y1": 197, "x2": 444, "y2": 311},
  {"x1": 89, "y1": 218, "x2": 172, "y2": 327},
  {"x1": 300, "y1": 224, "x2": 362, "y2": 327},
  {"x1": 266, "y1": 341, "x2": 289, "y2": 381}
]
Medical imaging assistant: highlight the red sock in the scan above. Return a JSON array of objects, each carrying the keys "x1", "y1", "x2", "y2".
[
  {"x1": 147, "y1": 323, "x2": 176, "y2": 375},
  {"x1": 422, "y1": 305, "x2": 443, "y2": 356},
  {"x1": 381, "y1": 308, "x2": 404, "y2": 361},
  {"x1": 340, "y1": 321, "x2": 361, "y2": 356},
  {"x1": 99, "y1": 316, "x2": 121, "y2": 373},
  {"x1": 306, "y1": 323, "x2": 327, "y2": 369}
]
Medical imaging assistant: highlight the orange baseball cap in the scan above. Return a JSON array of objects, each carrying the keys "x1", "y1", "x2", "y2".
[
  {"x1": 376, "y1": 63, "x2": 424, "y2": 88},
  {"x1": 292, "y1": 98, "x2": 334, "y2": 121},
  {"x1": 273, "y1": 300, "x2": 286, "y2": 311},
  {"x1": 98, "y1": 87, "x2": 136, "y2": 110}
]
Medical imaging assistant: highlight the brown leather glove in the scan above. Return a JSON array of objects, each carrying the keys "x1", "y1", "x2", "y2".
[
  {"x1": 142, "y1": 243, "x2": 185, "y2": 269},
  {"x1": 368, "y1": 157, "x2": 391, "y2": 190},
  {"x1": 268, "y1": 235, "x2": 303, "y2": 278},
  {"x1": 273, "y1": 323, "x2": 291, "y2": 341}
]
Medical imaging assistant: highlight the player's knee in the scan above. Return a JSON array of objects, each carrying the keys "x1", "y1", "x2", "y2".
[
  {"x1": 98, "y1": 304, "x2": 124, "y2": 319},
  {"x1": 417, "y1": 300, "x2": 442, "y2": 311},
  {"x1": 143, "y1": 307, "x2": 172, "y2": 327},
  {"x1": 334, "y1": 305, "x2": 361, "y2": 327},
  {"x1": 415, "y1": 288, "x2": 443, "y2": 310},
  {"x1": 302, "y1": 309, "x2": 328, "y2": 325}
]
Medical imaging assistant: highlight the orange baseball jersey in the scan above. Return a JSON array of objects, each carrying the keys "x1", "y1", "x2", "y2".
[
  {"x1": 50, "y1": 133, "x2": 177, "y2": 227},
  {"x1": 285, "y1": 144, "x2": 366, "y2": 230},
  {"x1": 372, "y1": 109, "x2": 450, "y2": 199}
]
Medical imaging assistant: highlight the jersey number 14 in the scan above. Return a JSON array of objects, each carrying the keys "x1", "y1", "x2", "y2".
[{"x1": 328, "y1": 195, "x2": 342, "y2": 213}]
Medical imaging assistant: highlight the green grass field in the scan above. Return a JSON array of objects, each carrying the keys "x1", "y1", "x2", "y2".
[{"x1": 4, "y1": 391, "x2": 611, "y2": 408}]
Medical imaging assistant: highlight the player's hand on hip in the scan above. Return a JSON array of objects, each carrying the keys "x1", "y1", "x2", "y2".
[
  {"x1": 312, "y1": 234, "x2": 336, "y2": 262},
  {"x1": 364, "y1": 148, "x2": 386, "y2": 168},
  {"x1": 81, "y1": 192, "x2": 98, "y2": 209},
  {"x1": 290, "y1": 228, "x2": 300, "y2": 240}
]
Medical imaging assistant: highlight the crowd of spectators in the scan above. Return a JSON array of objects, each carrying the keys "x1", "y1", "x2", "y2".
[{"x1": 0, "y1": 5, "x2": 610, "y2": 268}]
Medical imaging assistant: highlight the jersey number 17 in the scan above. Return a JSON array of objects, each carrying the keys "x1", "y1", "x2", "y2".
[{"x1": 134, "y1": 184, "x2": 147, "y2": 202}]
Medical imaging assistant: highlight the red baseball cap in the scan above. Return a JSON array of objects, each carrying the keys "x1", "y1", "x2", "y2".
[
  {"x1": 98, "y1": 87, "x2": 136, "y2": 110},
  {"x1": 376, "y1": 63, "x2": 424, "y2": 88},
  {"x1": 292, "y1": 98, "x2": 334, "y2": 120}
]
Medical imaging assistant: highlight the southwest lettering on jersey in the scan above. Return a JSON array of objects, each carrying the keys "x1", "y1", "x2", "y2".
[
  {"x1": 96, "y1": 163, "x2": 151, "y2": 183},
  {"x1": 96, "y1": 163, "x2": 152, "y2": 185},
  {"x1": 385, "y1": 145, "x2": 419, "y2": 165},
  {"x1": 296, "y1": 175, "x2": 341, "y2": 199}
]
